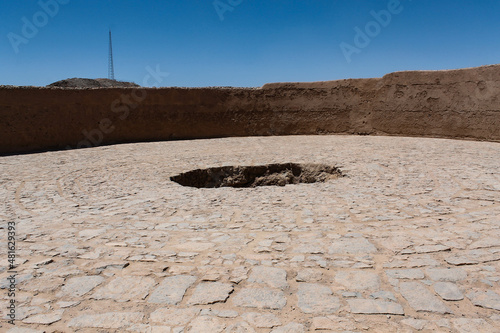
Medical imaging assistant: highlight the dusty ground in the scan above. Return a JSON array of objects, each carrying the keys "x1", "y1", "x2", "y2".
[{"x1": 1, "y1": 135, "x2": 500, "y2": 332}]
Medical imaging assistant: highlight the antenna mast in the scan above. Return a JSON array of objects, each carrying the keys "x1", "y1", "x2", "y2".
[{"x1": 108, "y1": 30, "x2": 115, "y2": 80}]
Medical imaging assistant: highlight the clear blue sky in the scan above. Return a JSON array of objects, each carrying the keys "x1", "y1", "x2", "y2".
[{"x1": 1, "y1": 0, "x2": 499, "y2": 87}]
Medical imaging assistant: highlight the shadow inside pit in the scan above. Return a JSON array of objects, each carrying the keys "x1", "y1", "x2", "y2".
[{"x1": 170, "y1": 163, "x2": 344, "y2": 188}]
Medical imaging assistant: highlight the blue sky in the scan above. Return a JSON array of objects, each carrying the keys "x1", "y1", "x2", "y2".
[{"x1": 1, "y1": 0, "x2": 499, "y2": 87}]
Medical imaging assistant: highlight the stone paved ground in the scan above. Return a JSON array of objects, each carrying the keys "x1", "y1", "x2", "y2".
[{"x1": 1, "y1": 135, "x2": 499, "y2": 332}]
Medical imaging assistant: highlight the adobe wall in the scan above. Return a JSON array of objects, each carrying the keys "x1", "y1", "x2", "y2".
[{"x1": 1, "y1": 65, "x2": 499, "y2": 155}]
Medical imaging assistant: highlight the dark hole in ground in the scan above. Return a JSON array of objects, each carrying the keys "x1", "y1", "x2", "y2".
[{"x1": 170, "y1": 163, "x2": 345, "y2": 188}]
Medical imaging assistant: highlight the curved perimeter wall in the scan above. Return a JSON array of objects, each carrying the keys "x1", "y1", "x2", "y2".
[{"x1": 1, "y1": 65, "x2": 500, "y2": 155}]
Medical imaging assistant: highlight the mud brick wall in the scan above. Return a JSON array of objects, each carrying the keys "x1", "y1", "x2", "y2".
[{"x1": 1, "y1": 65, "x2": 499, "y2": 155}]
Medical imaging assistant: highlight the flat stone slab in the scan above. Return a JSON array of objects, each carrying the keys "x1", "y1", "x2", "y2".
[
  {"x1": 444, "y1": 255, "x2": 479, "y2": 266},
  {"x1": 433, "y1": 282, "x2": 464, "y2": 301},
  {"x1": 295, "y1": 268, "x2": 323, "y2": 282},
  {"x1": 232, "y1": 287, "x2": 287, "y2": 309},
  {"x1": 347, "y1": 299, "x2": 404, "y2": 315},
  {"x1": 467, "y1": 290, "x2": 500, "y2": 311},
  {"x1": 329, "y1": 237, "x2": 377, "y2": 254},
  {"x1": 91, "y1": 276, "x2": 156, "y2": 302},
  {"x1": 451, "y1": 318, "x2": 496, "y2": 333},
  {"x1": 370, "y1": 290, "x2": 397, "y2": 302},
  {"x1": 413, "y1": 244, "x2": 451, "y2": 254},
  {"x1": 148, "y1": 275, "x2": 197, "y2": 304},
  {"x1": 188, "y1": 282, "x2": 234, "y2": 305},
  {"x1": 399, "y1": 281, "x2": 452, "y2": 314},
  {"x1": 297, "y1": 283, "x2": 341, "y2": 314},
  {"x1": 334, "y1": 270, "x2": 380, "y2": 290},
  {"x1": 426, "y1": 267, "x2": 467, "y2": 282},
  {"x1": 58, "y1": 276, "x2": 104, "y2": 297},
  {"x1": 468, "y1": 237, "x2": 500, "y2": 249},
  {"x1": 248, "y1": 266, "x2": 288, "y2": 289},
  {"x1": 23, "y1": 310, "x2": 64, "y2": 325}
]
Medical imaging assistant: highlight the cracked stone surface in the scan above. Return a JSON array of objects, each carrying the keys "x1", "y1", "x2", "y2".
[{"x1": 0, "y1": 135, "x2": 500, "y2": 332}]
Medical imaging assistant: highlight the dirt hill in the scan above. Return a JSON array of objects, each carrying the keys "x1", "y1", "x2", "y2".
[{"x1": 47, "y1": 78, "x2": 140, "y2": 88}]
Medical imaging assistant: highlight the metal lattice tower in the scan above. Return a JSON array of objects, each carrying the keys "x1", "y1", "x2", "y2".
[{"x1": 108, "y1": 30, "x2": 115, "y2": 80}]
